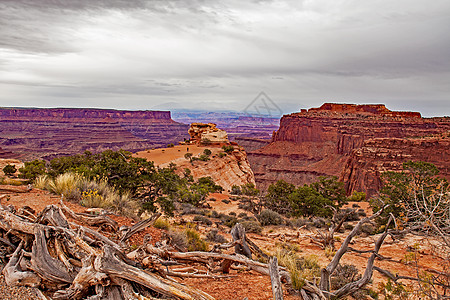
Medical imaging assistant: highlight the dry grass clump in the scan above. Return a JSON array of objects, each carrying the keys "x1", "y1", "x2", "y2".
[
  {"x1": 46, "y1": 173, "x2": 82, "y2": 200},
  {"x1": 34, "y1": 174, "x2": 49, "y2": 189},
  {"x1": 166, "y1": 226, "x2": 209, "y2": 252},
  {"x1": 275, "y1": 247, "x2": 321, "y2": 290},
  {"x1": 153, "y1": 217, "x2": 171, "y2": 230},
  {"x1": 34, "y1": 172, "x2": 138, "y2": 218}
]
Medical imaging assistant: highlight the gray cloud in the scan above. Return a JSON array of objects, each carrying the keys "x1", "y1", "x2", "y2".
[{"x1": 0, "y1": 0, "x2": 449, "y2": 116}]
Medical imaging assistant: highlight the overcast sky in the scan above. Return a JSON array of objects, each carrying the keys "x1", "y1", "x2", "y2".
[{"x1": 1, "y1": 0, "x2": 449, "y2": 117}]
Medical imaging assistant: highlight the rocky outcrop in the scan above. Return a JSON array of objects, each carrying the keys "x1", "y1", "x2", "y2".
[
  {"x1": 188, "y1": 123, "x2": 229, "y2": 145},
  {"x1": 173, "y1": 146, "x2": 255, "y2": 192},
  {"x1": 342, "y1": 134, "x2": 450, "y2": 197},
  {"x1": 248, "y1": 103, "x2": 450, "y2": 197},
  {"x1": 0, "y1": 108, "x2": 189, "y2": 160},
  {"x1": 173, "y1": 111, "x2": 279, "y2": 141},
  {"x1": 234, "y1": 137, "x2": 270, "y2": 152}
]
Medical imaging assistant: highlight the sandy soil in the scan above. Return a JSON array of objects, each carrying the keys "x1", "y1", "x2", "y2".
[
  {"x1": 134, "y1": 144, "x2": 223, "y2": 167},
  {"x1": 1, "y1": 189, "x2": 445, "y2": 299}
]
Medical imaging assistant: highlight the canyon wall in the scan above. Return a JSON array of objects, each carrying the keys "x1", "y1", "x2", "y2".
[
  {"x1": 0, "y1": 108, "x2": 189, "y2": 160},
  {"x1": 248, "y1": 103, "x2": 450, "y2": 197}
]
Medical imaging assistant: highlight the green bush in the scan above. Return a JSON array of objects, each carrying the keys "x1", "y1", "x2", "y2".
[
  {"x1": 193, "y1": 215, "x2": 212, "y2": 225},
  {"x1": 19, "y1": 160, "x2": 46, "y2": 180},
  {"x1": 218, "y1": 152, "x2": 226, "y2": 158},
  {"x1": 360, "y1": 223, "x2": 375, "y2": 235},
  {"x1": 185, "y1": 227, "x2": 208, "y2": 251},
  {"x1": 231, "y1": 185, "x2": 241, "y2": 195},
  {"x1": 153, "y1": 217, "x2": 170, "y2": 230},
  {"x1": 221, "y1": 145, "x2": 234, "y2": 153},
  {"x1": 241, "y1": 220, "x2": 262, "y2": 234},
  {"x1": 3, "y1": 164, "x2": 17, "y2": 176},
  {"x1": 257, "y1": 209, "x2": 284, "y2": 226},
  {"x1": 206, "y1": 229, "x2": 228, "y2": 243},
  {"x1": 198, "y1": 154, "x2": 210, "y2": 161},
  {"x1": 203, "y1": 149, "x2": 212, "y2": 156}
]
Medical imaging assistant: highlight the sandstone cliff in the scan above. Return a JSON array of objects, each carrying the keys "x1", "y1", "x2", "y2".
[
  {"x1": 188, "y1": 123, "x2": 229, "y2": 145},
  {"x1": 0, "y1": 108, "x2": 189, "y2": 160},
  {"x1": 248, "y1": 103, "x2": 450, "y2": 197},
  {"x1": 167, "y1": 146, "x2": 256, "y2": 192}
]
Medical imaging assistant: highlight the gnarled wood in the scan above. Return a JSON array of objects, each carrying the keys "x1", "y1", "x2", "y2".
[
  {"x1": 2, "y1": 241, "x2": 41, "y2": 287},
  {"x1": 97, "y1": 245, "x2": 215, "y2": 300},
  {"x1": 231, "y1": 223, "x2": 252, "y2": 258},
  {"x1": 119, "y1": 213, "x2": 161, "y2": 243},
  {"x1": 60, "y1": 198, "x2": 118, "y2": 231},
  {"x1": 268, "y1": 256, "x2": 283, "y2": 300},
  {"x1": 31, "y1": 226, "x2": 74, "y2": 284}
]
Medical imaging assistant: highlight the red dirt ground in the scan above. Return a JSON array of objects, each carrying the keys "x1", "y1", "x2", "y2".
[{"x1": 1, "y1": 188, "x2": 445, "y2": 299}]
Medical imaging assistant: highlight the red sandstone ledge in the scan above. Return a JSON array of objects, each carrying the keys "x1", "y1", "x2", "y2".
[{"x1": 305, "y1": 103, "x2": 422, "y2": 118}]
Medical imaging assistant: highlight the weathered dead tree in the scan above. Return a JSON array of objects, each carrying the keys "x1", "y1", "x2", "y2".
[
  {"x1": 269, "y1": 256, "x2": 284, "y2": 300},
  {"x1": 0, "y1": 200, "x2": 217, "y2": 299},
  {"x1": 310, "y1": 207, "x2": 349, "y2": 251},
  {"x1": 231, "y1": 223, "x2": 252, "y2": 258}
]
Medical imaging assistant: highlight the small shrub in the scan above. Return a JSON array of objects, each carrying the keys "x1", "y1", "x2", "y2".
[
  {"x1": 203, "y1": 149, "x2": 212, "y2": 156},
  {"x1": 360, "y1": 223, "x2": 375, "y2": 235},
  {"x1": 228, "y1": 211, "x2": 236, "y2": 216},
  {"x1": 357, "y1": 208, "x2": 367, "y2": 217},
  {"x1": 331, "y1": 264, "x2": 369, "y2": 299},
  {"x1": 241, "y1": 220, "x2": 262, "y2": 234},
  {"x1": 167, "y1": 230, "x2": 188, "y2": 251},
  {"x1": 193, "y1": 215, "x2": 212, "y2": 225},
  {"x1": 3, "y1": 164, "x2": 17, "y2": 176},
  {"x1": 324, "y1": 246, "x2": 336, "y2": 260},
  {"x1": 337, "y1": 208, "x2": 360, "y2": 222},
  {"x1": 185, "y1": 227, "x2": 208, "y2": 251},
  {"x1": 153, "y1": 217, "x2": 171, "y2": 230},
  {"x1": 210, "y1": 210, "x2": 219, "y2": 218},
  {"x1": 198, "y1": 154, "x2": 210, "y2": 161},
  {"x1": 81, "y1": 189, "x2": 106, "y2": 208},
  {"x1": 218, "y1": 152, "x2": 226, "y2": 158},
  {"x1": 221, "y1": 199, "x2": 231, "y2": 204},
  {"x1": 221, "y1": 145, "x2": 234, "y2": 153},
  {"x1": 275, "y1": 248, "x2": 321, "y2": 290},
  {"x1": 219, "y1": 214, "x2": 238, "y2": 227},
  {"x1": 231, "y1": 185, "x2": 241, "y2": 195},
  {"x1": 344, "y1": 222, "x2": 354, "y2": 231},
  {"x1": 258, "y1": 209, "x2": 284, "y2": 226},
  {"x1": 180, "y1": 203, "x2": 200, "y2": 215},
  {"x1": 290, "y1": 217, "x2": 312, "y2": 229},
  {"x1": 206, "y1": 229, "x2": 228, "y2": 243},
  {"x1": 167, "y1": 143, "x2": 175, "y2": 148},
  {"x1": 238, "y1": 212, "x2": 247, "y2": 218},
  {"x1": 311, "y1": 217, "x2": 327, "y2": 228}
]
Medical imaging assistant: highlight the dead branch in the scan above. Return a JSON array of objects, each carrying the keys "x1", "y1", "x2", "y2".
[
  {"x1": 268, "y1": 256, "x2": 284, "y2": 300},
  {"x1": 119, "y1": 213, "x2": 161, "y2": 243},
  {"x1": 60, "y1": 198, "x2": 118, "y2": 231}
]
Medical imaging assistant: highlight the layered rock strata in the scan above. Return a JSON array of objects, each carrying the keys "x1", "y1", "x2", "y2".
[
  {"x1": 0, "y1": 108, "x2": 189, "y2": 160},
  {"x1": 248, "y1": 103, "x2": 450, "y2": 197}
]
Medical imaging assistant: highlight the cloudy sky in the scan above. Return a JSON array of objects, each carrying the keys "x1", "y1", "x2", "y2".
[{"x1": 1, "y1": 0, "x2": 449, "y2": 117}]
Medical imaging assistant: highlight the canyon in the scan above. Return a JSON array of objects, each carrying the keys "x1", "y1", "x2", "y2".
[
  {"x1": 248, "y1": 103, "x2": 450, "y2": 198},
  {"x1": 0, "y1": 108, "x2": 189, "y2": 160}
]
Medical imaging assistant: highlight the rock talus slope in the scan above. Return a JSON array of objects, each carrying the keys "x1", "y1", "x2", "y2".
[{"x1": 248, "y1": 103, "x2": 450, "y2": 197}]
